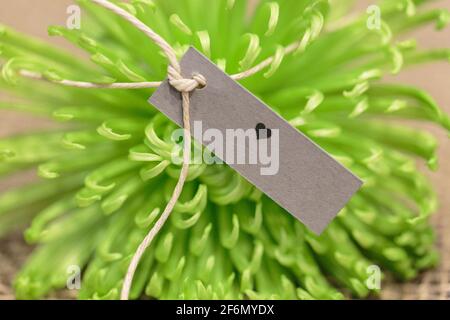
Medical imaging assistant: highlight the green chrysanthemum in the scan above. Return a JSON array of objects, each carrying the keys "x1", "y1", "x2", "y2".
[{"x1": 0, "y1": 0, "x2": 449, "y2": 300}]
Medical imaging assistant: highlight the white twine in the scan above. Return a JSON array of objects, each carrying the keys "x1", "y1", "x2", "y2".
[
  {"x1": 19, "y1": 70, "x2": 162, "y2": 89},
  {"x1": 18, "y1": 0, "x2": 308, "y2": 300}
]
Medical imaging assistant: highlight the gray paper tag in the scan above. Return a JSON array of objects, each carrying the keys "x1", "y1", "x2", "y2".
[{"x1": 150, "y1": 47, "x2": 362, "y2": 234}]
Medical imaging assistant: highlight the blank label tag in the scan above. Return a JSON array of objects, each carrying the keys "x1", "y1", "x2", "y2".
[{"x1": 150, "y1": 47, "x2": 362, "y2": 234}]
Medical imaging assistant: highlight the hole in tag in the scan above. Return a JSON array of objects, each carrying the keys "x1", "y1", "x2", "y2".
[{"x1": 255, "y1": 123, "x2": 272, "y2": 140}]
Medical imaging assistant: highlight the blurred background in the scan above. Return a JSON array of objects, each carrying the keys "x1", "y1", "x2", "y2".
[{"x1": 0, "y1": 0, "x2": 449, "y2": 299}]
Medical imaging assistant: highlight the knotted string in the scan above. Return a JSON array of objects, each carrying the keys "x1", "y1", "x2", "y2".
[
  {"x1": 121, "y1": 78, "x2": 205, "y2": 301},
  {"x1": 18, "y1": 0, "x2": 310, "y2": 300}
]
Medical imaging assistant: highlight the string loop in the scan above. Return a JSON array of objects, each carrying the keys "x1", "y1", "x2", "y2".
[{"x1": 168, "y1": 66, "x2": 207, "y2": 92}]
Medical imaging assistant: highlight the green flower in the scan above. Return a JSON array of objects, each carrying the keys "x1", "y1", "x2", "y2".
[{"x1": 0, "y1": 0, "x2": 449, "y2": 300}]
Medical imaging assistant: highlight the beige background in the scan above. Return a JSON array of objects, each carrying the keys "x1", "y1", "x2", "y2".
[{"x1": 0, "y1": 0, "x2": 449, "y2": 299}]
